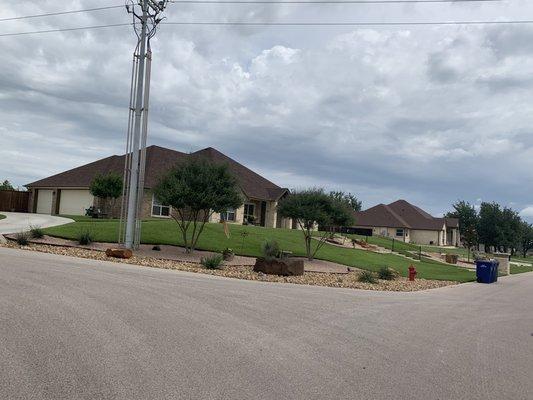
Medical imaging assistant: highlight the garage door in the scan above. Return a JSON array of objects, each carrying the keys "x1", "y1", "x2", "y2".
[
  {"x1": 59, "y1": 190, "x2": 94, "y2": 216},
  {"x1": 36, "y1": 189, "x2": 53, "y2": 214}
]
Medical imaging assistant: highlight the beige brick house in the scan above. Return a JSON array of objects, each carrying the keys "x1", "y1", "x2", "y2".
[
  {"x1": 350, "y1": 200, "x2": 460, "y2": 246},
  {"x1": 26, "y1": 145, "x2": 292, "y2": 229}
]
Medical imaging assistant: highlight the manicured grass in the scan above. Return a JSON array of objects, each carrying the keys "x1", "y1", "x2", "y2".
[
  {"x1": 419, "y1": 244, "x2": 470, "y2": 258},
  {"x1": 44, "y1": 216, "x2": 476, "y2": 282},
  {"x1": 511, "y1": 255, "x2": 533, "y2": 265},
  {"x1": 347, "y1": 234, "x2": 420, "y2": 253},
  {"x1": 0, "y1": 214, "x2": 5, "y2": 220},
  {"x1": 511, "y1": 264, "x2": 533, "y2": 275},
  {"x1": 422, "y1": 244, "x2": 533, "y2": 266}
]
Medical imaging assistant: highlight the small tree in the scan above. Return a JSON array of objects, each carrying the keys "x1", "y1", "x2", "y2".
[
  {"x1": 446, "y1": 201, "x2": 479, "y2": 261},
  {"x1": 277, "y1": 188, "x2": 354, "y2": 260},
  {"x1": 0, "y1": 180, "x2": 14, "y2": 191},
  {"x1": 519, "y1": 221, "x2": 533, "y2": 259},
  {"x1": 153, "y1": 158, "x2": 243, "y2": 253},
  {"x1": 89, "y1": 173, "x2": 123, "y2": 217},
  {"x1": 329, "y1": 191, "x2": 362, "y2": 212}
]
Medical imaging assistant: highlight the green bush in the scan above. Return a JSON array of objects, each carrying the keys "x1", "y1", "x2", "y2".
[
  {"x1": 77, "y1": 229, "x2": 93, "y2": 245},
  {"x1": 358, "y1": 270, "x2": 378, "y2": 284},
  {"x1": 15, "y1": 231, "x2": 30, "y2": 246},
  {"x1": 377, "y1": 267, "x2": 398, "y2": 281},
  {"x1": 29, "y1": 225, "x2": 44, "y2": 239},
  {"x1": 201, "y1": 254, "x2": 224, "y2": 270},
  {"x1": 261, "y1": 239, "x2": 280, "y2": 261}
]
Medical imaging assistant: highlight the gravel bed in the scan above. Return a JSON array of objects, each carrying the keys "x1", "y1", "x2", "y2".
[{"x1": 1, "y1": 242, "x2": 458, "y2": 292}]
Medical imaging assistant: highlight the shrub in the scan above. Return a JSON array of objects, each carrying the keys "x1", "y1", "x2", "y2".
[
  {"x1": 201, "y1": 254, "x2": 224, "y2": 270},
  {"x1": 377, "y1": 267, "x2": 398, "y2": 281},
  {"x1": 29, "y1": 225, "x2": 44, "y2": 239},
  {"x1": 222, "y1": 248, "x2": 234, "y2": 261},
  {"x1": 153, "y1": 158, "x2": 243, "y2": 253},
  {"x1": 261, "y1": 239, "x2": 280, "y2": 261},
  {"x1": 15, "y1": 231, "x2": 29, "y2": 246},
  {"x1": 358, "y1": 270, "x2": 378, "y2": 284},
  {"x1": 77, "y1": 229, "x2": 93, "y2": 245}
]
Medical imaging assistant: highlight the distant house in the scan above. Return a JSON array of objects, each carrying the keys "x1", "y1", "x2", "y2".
[
  {"x1": 351, "y1": 200, "x2": 460, "y2": 246},
  {"x1": 26, "y1": 145, "x2": 293, "y2": 229}
]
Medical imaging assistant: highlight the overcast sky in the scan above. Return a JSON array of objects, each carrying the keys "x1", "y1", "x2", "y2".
[{"x1": 1, "y1": 0, "x2": 532, "y2": 220}]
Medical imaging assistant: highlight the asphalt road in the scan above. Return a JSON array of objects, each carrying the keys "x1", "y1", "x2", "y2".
[{"x1": 1, "y1": 247, "x2": 532, "y2": 400}]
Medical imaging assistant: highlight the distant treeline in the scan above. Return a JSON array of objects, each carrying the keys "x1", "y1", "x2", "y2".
[{"x1": 447, "y1": 201, "x2": 533, "y2": 257}]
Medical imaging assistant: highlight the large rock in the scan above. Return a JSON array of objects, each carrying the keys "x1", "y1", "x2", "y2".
[
  {"x1": 0, "y1": 235, "x2": 7, "y2": 245},
  {"x1": 445, "y1": 254, "x2": 459, "y2": 264},
  {"x1": 253, "y1": 258, "x2": 304, "y2": 276},
  {"x1": 105, "y1": 248, "x2": 133, "y2": 259}
]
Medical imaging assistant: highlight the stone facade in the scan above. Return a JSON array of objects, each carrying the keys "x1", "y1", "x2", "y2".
[{"x1": 29, "y1": 186, "x2": 294, "y2": 230}]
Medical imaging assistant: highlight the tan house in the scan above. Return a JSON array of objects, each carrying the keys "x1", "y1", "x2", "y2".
[
  {"x1": 351, "y1": 200, "x2": 460, "y2": 246},
  {"x1": 26, "y1": 145, "x2": 292, "y2": 229}
]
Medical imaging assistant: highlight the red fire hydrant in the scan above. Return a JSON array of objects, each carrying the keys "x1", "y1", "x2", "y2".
[{"x1": 408, "y1": 265, "x2": 417, "y2": 281}]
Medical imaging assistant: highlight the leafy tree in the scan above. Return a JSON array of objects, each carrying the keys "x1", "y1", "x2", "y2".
[
  {"x1": 89, "y1": 173, "x2": 123, "y2": 216},
  {"x1": 153, "y1": 158, "x2": 243, "y2": 253},
  {"x1": 446, "y1": 200, "x2": 479, "y2": 260},
  {"x1": 477, "y1": 202, "x2": 503, "y2": 252},
  {"x1": 0, "y1": 180, "x2": 14, "y2": 191},
  {"x1": 477, "y1": 202, "x2": 522, "y2": 254},
  {"x1": 277, "y1": 188, "x2": 354, "y2": 260},
  {"x1": 499, "y1": 207, "x2": 522, "y2": 254},
  {"x1": 518, "y1": 221, "x2": 533, "y2": 258},
  {"x1": 329, "y1": 191, "x2": 362, "y2": 212}
]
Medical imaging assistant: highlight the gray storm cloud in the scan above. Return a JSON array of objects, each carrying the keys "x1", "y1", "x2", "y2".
[{"x1": 0, "y1": 0, "x2": 532, "y2": 219}]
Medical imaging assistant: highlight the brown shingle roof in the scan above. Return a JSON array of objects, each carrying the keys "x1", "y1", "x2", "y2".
[
  {"x1": 354, "y1": 199, "x2": 458, "y2": 231},
  {"x1": 26, "y1": 145, "x2": 288, "y2": 201}
]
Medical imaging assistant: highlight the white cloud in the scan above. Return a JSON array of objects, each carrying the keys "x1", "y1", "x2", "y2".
[
  {"x1": 520, "y1": 207, "x2": 533, "y2": 218},
  {"x1": 1, "y1": 0, "x2": 533, "y2": 216}
]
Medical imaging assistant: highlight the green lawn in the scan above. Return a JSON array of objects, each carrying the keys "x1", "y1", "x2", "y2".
[
  {"x1": 510, "y1": 255, "x2": 533, "y2": 265},
  {"x1": 511, "y1": 264, "x2": 533, "y2": 275},
  {"x1": 347, "y1": 234, "x2": 419, "y2": 252},
  {"x1": 43, "y1": 216, "x2": 476, "y2": 282},
  {"x1": 0, "y1": 214, "x2": 5, "y2": 220},
  {"x1": 419, "y1": 244, "x2": 470, "y2": 258}
]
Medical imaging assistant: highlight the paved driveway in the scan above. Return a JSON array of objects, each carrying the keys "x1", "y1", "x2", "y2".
[
  {"x1": 0, "y1": 212, "x2": 73, "y2": 234},
  {"x1": 0, "y1": 247, "x2": 532, "y2": 400}
]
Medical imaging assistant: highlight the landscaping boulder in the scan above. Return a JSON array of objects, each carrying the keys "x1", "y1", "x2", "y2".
[
  {"x1": 253, "y1": 258, "x2": 304, "y2": 276},
  {"x1": 445, "y1": 254, "x2": 459, "y2": 264},
  {"x1": 105, "y1": 248, "x2": 133, "y2": 259},
  {"x1": 0, "y1": 235, "x2": 7, "y2": 245}
]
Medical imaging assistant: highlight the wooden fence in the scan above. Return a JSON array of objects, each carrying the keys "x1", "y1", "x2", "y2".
[{"x1": 0, "y1": 190, "x2": 30, "y2": 212}]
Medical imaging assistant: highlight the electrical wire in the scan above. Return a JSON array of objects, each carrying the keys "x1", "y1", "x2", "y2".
[
  {"x1": 0, "y1": 5, "x2": 124, "y2": 22},
  {"x1": 0, "y1": 23, "x2": 132, "y2": 37},
  {"x1": 169, "y1": 0, "x2": 503, "y2": 3},
  {"x1": 0, "y1": 0, "x2": 505, "y2": 24},
  {"x1": 2, "y1": 18, "x2": 533, "y2": 37},
  {"x1": 162, "y1": 19, "x2": 533, "y2": 26}
]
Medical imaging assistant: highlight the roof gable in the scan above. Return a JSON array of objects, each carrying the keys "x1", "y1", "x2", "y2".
[
  {"x1": 354, "y1": 199, "x2": 458, "y2": 231},
  {"x1": 27, "y1": 145, "x2": 285, "y2": 201}
]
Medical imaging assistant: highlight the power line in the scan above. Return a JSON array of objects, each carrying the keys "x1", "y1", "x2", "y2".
[
  {"x1": 0, "y1": 0, "x2": 504, "y2": 24},
  {"x1": 0, "y1": 5, "x2": 124, "y2": 22},
  {"x1": 3, "y1": 18, "x2": 533, "y2": 37},
  {"x1": 169, "y1": 0, "x2": 502, "y2": 3},
  {"x1": 0, "y1": 23, "x2": 131, "y2": 37},
  {"x1": 0, "y1": 0, "x2": 505, "y2": 24},
  {"x1": 163, "y1": 19, "x2": 533, "y2": 26}
]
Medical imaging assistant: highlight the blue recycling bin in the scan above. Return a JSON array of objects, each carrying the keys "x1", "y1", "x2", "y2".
[{"x1": 476, "y1": 260, "x2": 499, "y2": 284}]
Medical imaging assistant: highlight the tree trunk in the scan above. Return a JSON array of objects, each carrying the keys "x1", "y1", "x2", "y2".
[{"x1": 306, "y1": 232, "x2": 312, "y2": 261}]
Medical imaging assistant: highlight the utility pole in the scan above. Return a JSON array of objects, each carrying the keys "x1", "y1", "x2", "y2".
[{"x1": 120, "y1": 0, "x2": 169, "y2": 249}]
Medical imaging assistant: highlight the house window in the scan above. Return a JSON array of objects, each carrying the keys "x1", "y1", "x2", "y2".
[
  {"x1": 243, "y1": 203, "x2": 255, "y2": 222},
  {"x1": 152, "y1": 196, "x2": 171, "y2": 217},
  {"x1": 220, "y1": 208, "x2": 236, "y2": 222},
  {"x1": 396, "y1": 229, "x2": 404, "y2": 237}
]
